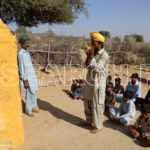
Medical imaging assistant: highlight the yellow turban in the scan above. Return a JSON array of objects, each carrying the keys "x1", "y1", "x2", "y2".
[{"x1": 90, "y1": 31, "x2": 105, "y2": 43}]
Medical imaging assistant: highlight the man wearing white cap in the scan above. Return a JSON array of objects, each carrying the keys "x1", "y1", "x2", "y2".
[{"x1": 81, "y1": 32, "x2": 109, "y2": 134}]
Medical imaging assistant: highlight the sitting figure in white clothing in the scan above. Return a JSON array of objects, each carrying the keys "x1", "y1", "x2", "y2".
[{"x1": 109, "y1": 90, "x2": 136, "y2": 125}]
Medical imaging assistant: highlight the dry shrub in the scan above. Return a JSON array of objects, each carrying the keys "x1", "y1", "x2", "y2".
[
  {"x1": 106, "y1": 36, "x2": 150, "y2": 65},
  {"x1": 17, "y1": 30, "x2": 85, "y2": 66}
]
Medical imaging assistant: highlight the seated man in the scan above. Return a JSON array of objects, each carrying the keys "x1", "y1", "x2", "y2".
[
  {"x1": 44, "y1": 65, "x2": 51, "y2": 74},
  {"x1": 135, "y1": 88, "x2": 150, "y2": 107},
  {"x1": 105, "y1": 84, "x2": 116, "y2": 112},
  {"x1": 128, "y1": 103, "x2": 150, "y2": 147},
  {"x1": 145, "y1": 89, "x2": 150, "y2": 103},
  {"x1": 116, "y1": 73, "x2": 141, "y2": 102},
  {"x1": 72, "y1": 80, "x2": 84, "y2": 100},
  {"x1": 106, "y1": 75, "x2": 114, "y2": 88},
  {"x1": 109, "y1": 90, "x2": 136, "y2": 125},
  {"x1": 70, "y1": 79, "x2": 78, "y2": 95},
  {"x1": 113, "y1": 78, "x2": 124, "y2": 94}
]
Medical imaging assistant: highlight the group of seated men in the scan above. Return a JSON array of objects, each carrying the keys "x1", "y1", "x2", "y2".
[{"x1": 105, "y1": 73, "x2": 150, "y2": 147}]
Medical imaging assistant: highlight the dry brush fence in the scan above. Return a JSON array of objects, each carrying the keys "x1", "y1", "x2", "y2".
[{"x1": 29, "y1": 46, "x2": 83, "y2": 66}]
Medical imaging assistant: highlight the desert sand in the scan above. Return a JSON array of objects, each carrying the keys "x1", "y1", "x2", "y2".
[{"x1": 22, "y1": 65, "x2": 150, "y2": 150}]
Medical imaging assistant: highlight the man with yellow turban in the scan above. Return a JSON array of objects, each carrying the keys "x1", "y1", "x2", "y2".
[{"x1": 81, "y1": 32, "x2": 109, "y2": 134}]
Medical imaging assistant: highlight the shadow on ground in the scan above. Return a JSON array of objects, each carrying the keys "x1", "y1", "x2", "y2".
[
  {"x1": 62, "y1": 89, "x2": 71, "y2": 96},
  {"x1": 37, "y1": 98, "x2": 92, "y2": 130},
  {"x1": 103, "y1": 119, "x2": 130, "y2": 138},
  {"x1": 103, "y1": 119, "x2": 143, "y2": 147}
]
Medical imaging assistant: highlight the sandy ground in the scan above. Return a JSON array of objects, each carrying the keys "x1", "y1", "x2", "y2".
[{"x1": 22, "y1": 65, "x2": 150, "y2": 150}]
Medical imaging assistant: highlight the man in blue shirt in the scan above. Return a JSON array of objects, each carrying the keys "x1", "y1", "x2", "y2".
[
  {"x1": 116, "y1": 73, "x2": 141, "y2": 103},
  {"x1": 72, "y1": 80, "x2": 84, "y2": 100},
  {"x1": 126, "y1": 73, "x2": 141, "y2": 102},
  {"x1": 18, "y1": 35, "x2": 39, "y2": 117},
  {"x1": 106, "y1": 75, "x2": 114, "y2": 88}
]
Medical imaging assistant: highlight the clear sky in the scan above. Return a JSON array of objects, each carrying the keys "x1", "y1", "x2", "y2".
[{"x1": 9, "y1": 0, "x2": 150, "y2": 41}]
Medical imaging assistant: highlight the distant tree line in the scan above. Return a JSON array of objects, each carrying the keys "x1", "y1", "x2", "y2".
[{"x1": 99, "y1": 30, "x2": 149, "y2": 65}]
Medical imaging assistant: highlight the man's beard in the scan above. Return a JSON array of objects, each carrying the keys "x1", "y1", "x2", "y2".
[
  {"x1": 131, "y1": 80, "x2": 136, "y2": 85},
  {"x1": 94, "y1": 49, "x2": 99, "y2": 55}
]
